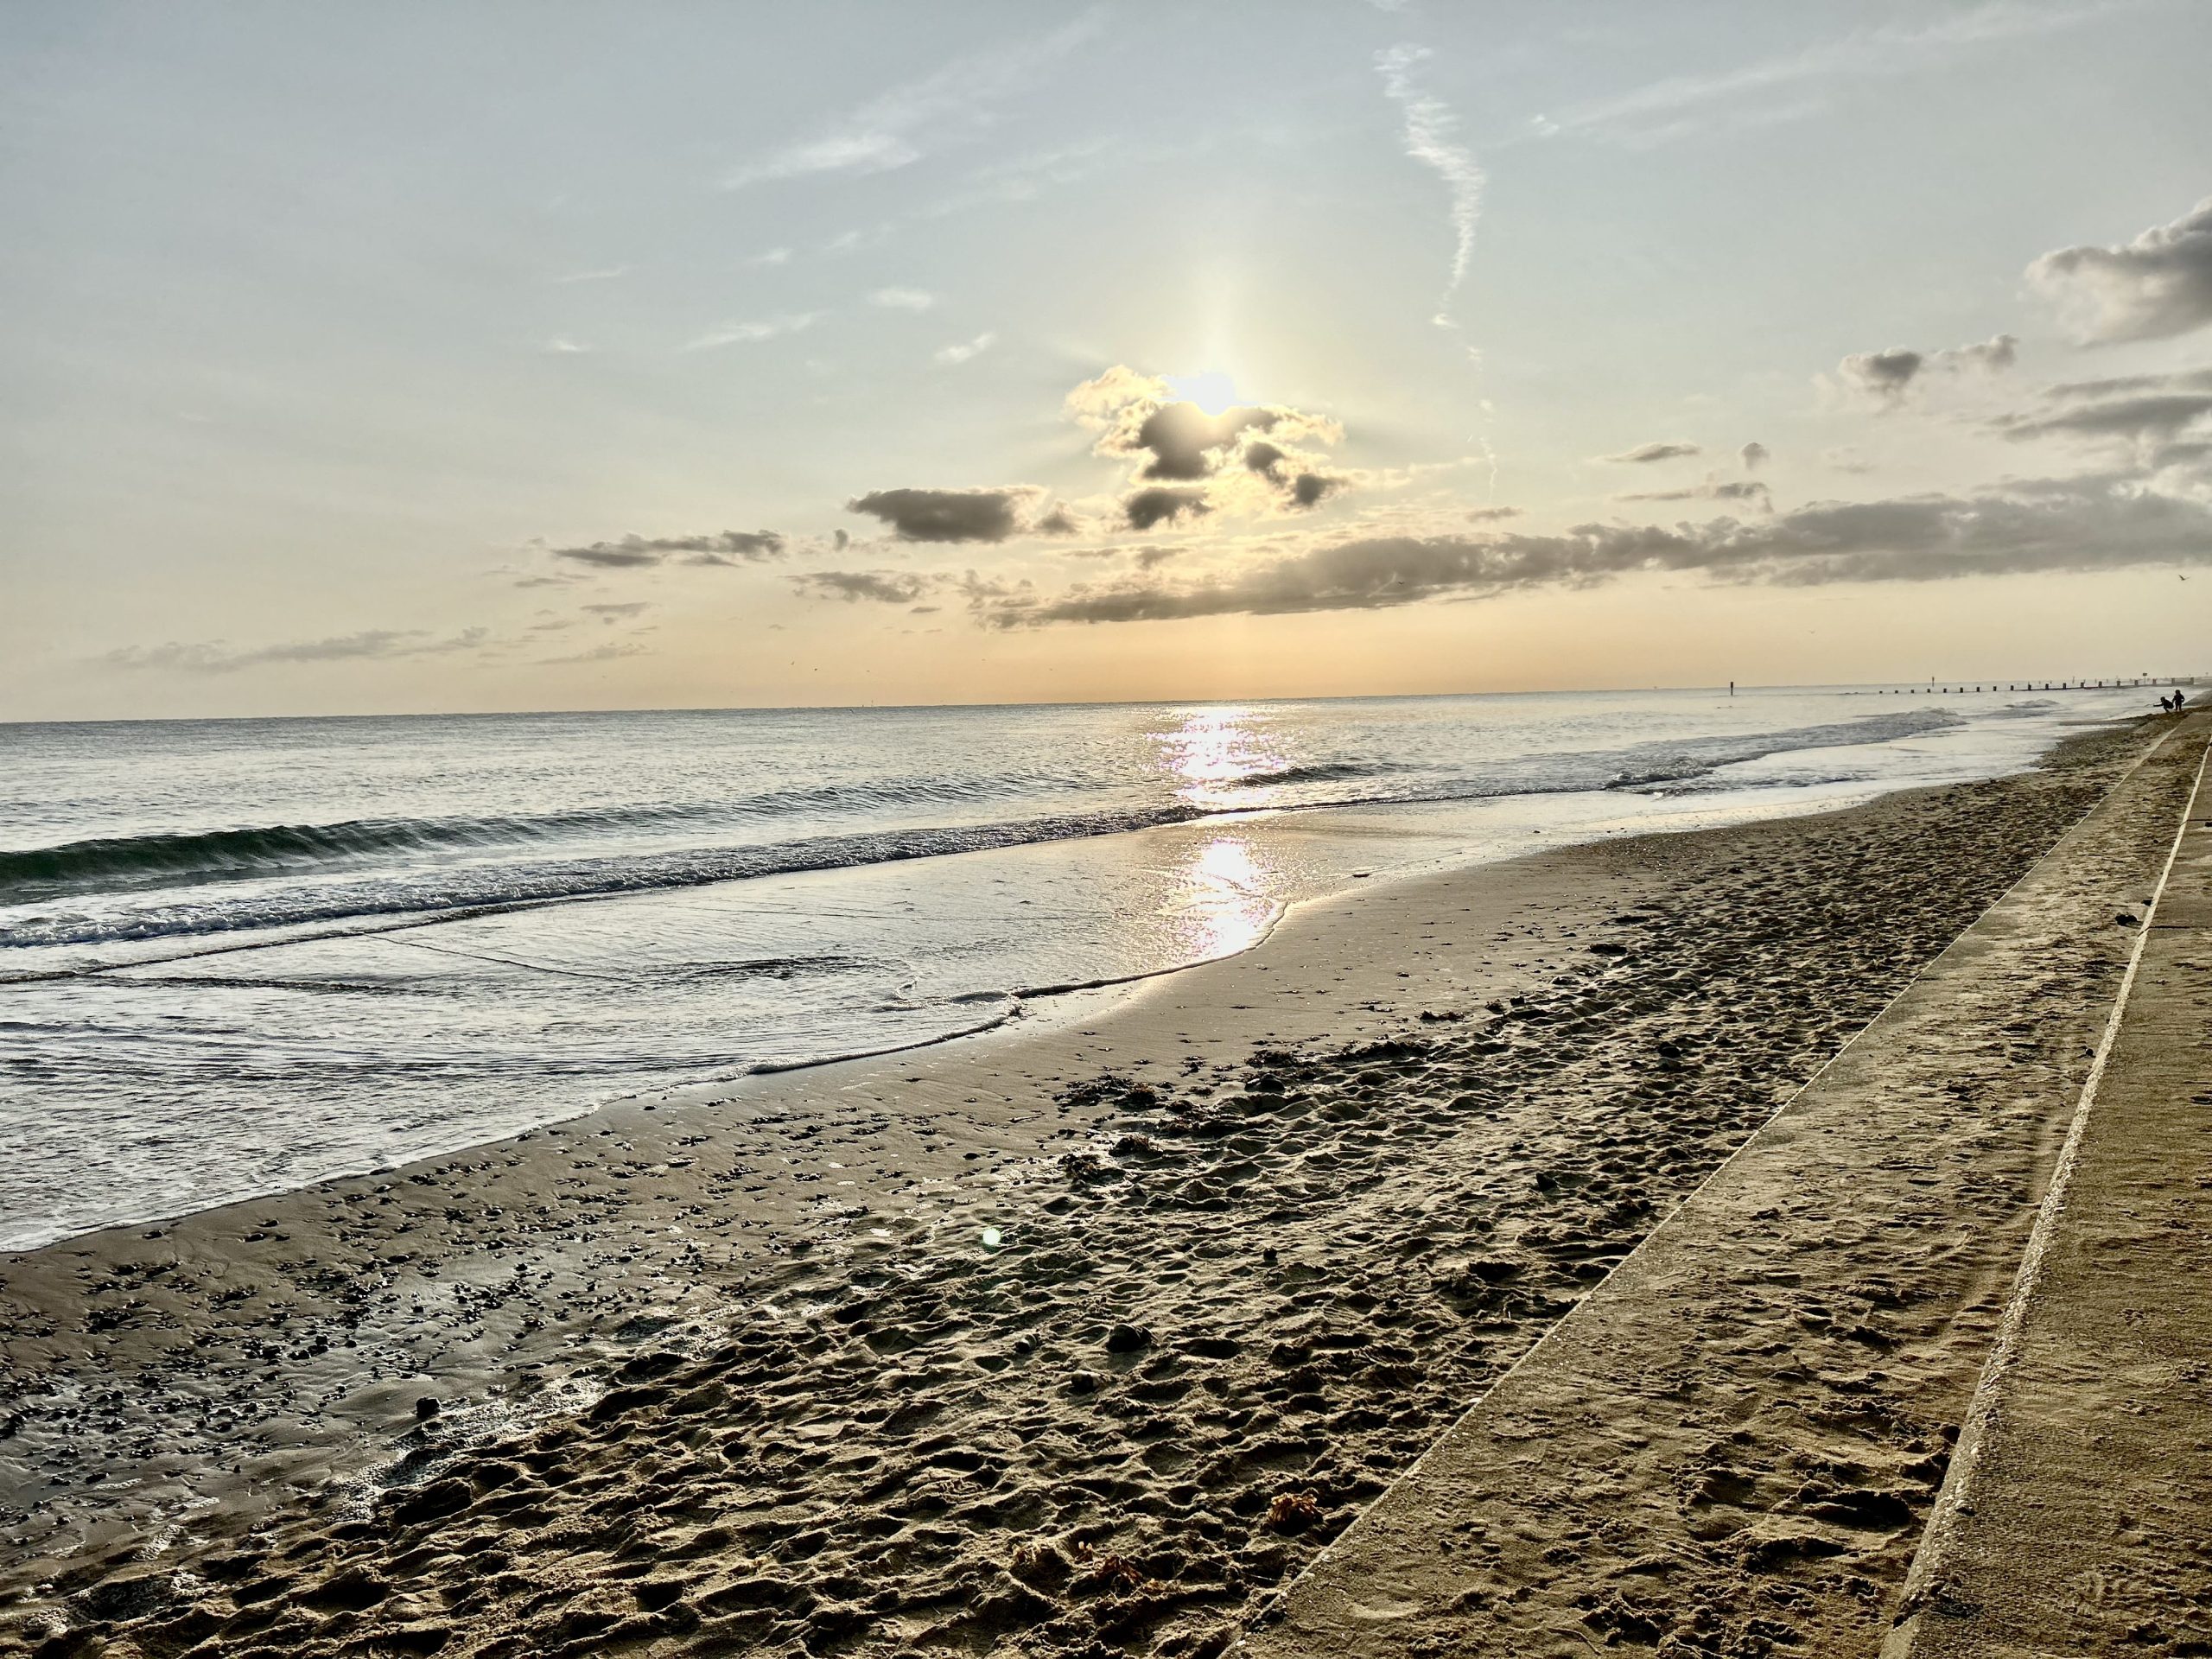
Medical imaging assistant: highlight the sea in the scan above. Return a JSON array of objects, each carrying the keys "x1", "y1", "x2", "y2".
[{"x1": 0, "y1": 684, "x2": 2152, "y2": 1250}]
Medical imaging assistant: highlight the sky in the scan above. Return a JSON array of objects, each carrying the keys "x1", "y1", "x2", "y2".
[{"x1": 4, "y1": 0, "x2": 2211, "y2": 721}]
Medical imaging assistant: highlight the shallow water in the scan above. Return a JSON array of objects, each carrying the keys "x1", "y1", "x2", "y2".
[{"x1": 0, "y1": 684, "x2": 2151, "y2": 1248}]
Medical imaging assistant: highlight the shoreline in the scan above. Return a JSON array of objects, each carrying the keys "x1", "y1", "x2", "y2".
[
  {"x1": 3, "y1": 720, "x2": 2128, "y2": 1257},
  {"x1": 0, "y1": 717, "x2": 2177, "y2": 1655}
]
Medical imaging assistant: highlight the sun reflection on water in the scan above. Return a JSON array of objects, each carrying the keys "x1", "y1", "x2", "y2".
[
  {"x1": 1178, "y1": 832, "x2": 1275, "y2": 960},
  {"x1": 1154, "y1": 706, "x2": 1287, "y2": 806}
]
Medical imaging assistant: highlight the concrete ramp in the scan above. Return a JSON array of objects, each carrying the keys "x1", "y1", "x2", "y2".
[
  {"x1": 1885, "y1": 750, "x2": 2212, "y2": 1656},
  {"x1": 1241, "y1": 721, "x2": 2209, "y2": 1659}
]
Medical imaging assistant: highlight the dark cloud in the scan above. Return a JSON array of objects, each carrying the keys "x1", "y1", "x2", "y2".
[
  {"x1": 1602, "y1": 442, "x2": 1700, "y2": 464},
  {"x1": 975, "y1": 476, "x2": 2212, "y2": 628},
  {"x1": 1998, "y1": 392, "x2": 2212, "y2": 447},
  {"x1": 2044, "y1": 368, "x2": 2212, "y2": 402},
  {"x1": 791, "y1": 569, "x2": 935, "y2": 604},
  {"x1": 845, "y1": 486, "x2": 1044, "y2": 543},
  {"x1": 1067, "y1": 365, "x2": 1349, "y2": 525},
  {"x1": 1740, "y1": 442, "x2": 1770, "y2": 471},
  {"x1": 1465, "y1": 505, "x2": 1522, "y2": 522},
  {"x1": 1838, "y1": 334, "x2": 2016, "y2": 404},
  {"x1": 1034, "y1": 504, "x2": 1080, "y2": 536},
  {"x1": 554, "y1": 544, "x2": 659, "y2": 569},
  {"x1": 105, "y1": 628, "x2": 494, "y2": 674},
  {"x1": 1124, "y1": 486, "x2": 1211, "y2": 531},
  {"x1": 1128, "y1": 403, "x2": 1279, "y2": 480},
  {"x1": 1618, "y1": 480, "x2": 1772, "y2": 506},
  {"x1": 1836, "y1": 348, "x2": 1924, "y2": 402},
  {"x1": 2028, "y1": 195, "x2": 2212, "y2": 344},
  {"x1": 550, "y1": 530, "x2": 786, "y2": 569},
  {"x1": 1993, "y1": 368, "x2": 2212, "y2": 452},
  {"x1": 582, "y1": 601, "x2": 652, "y2": 620}
]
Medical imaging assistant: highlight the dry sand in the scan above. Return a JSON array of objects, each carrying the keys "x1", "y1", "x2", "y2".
[
  {"x1": 0, "y1": 719, "x2": 2177, "y2": 1658},
  {"x1": 1246, "y1": 716, "x2": 2209, "y2": 1659}
]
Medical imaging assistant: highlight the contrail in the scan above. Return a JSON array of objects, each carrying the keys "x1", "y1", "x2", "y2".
[{"x1": 1376, "y1": 43, "x2": 1485, "y2": 330}]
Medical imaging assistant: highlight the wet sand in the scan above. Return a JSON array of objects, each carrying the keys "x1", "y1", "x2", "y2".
[{"x1": 0, "y1": 719, "x2": 2174, "y2": 1658}]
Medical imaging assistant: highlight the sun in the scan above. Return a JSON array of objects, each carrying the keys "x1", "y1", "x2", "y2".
[{"x1": 1163, "y1": 369, "x2": 1241, "y2": 415}]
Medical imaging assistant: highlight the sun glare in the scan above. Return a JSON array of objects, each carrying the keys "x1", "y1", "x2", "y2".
[{"x1": 1163, "y1": 369, "x2": 1241, "y2": 415}]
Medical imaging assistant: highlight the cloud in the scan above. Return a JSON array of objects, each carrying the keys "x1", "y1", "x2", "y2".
[
  {"x1": 847, "y1": 368, "x2": 1351, "y2": 553},
  {"x1": 1129, "y1": 403, "x2": 1280, "y2": 480},
  {"x1": 1123, "y1": 486, "x2": 1211, "y2": 531},
  {"x1": 972, "y1": 474, "x2": 2212, "y2": 627},
  {"x1": 1741, "y1": 442, "x2": 1770, "y2": 471},
  {"x1": 582, "y1": 601, "x2": 651, "y2": 621},
  {"x1": 2002, "y1": 392, "x2": 2212, "y2": 445},
  {"x1": 683, "y1": 313, "x2": 823, "y2": 351},
  {"x1": 2041, "y1": 367, "x2": 2212, "y2": 401},
  {"x1": 1837, "y1": 333, "x2": 2018, "y2": 404},
  {"x1": 935, "y1": 330, "x2": 997, "y2": 365},
  {"x1": 1947, "y1": 333, "x2": 2019, "y2": 372},
  {"x1": 1618, "y1": 479, "x2": 1773, "y2": 506},
  {"x1": 1466, "y1": 505, "x2": 1523, "y2": 521},
  {"x1": 540, "y1": 639, "x2": 651, "y2": 665},
  {"x1": 791, "y1": 569, "x2": 935, "y2": 604},
  {"x1": 1375, "y1": 44, "x2": 1485, "y2": 325},
  {"x1": 2028, "y1": 195, "x2": 2212, "y2": 344},
  {"x1": 722, "y1": 11, "x2": 1104, "y2": 188},
  {"x1": 1548, "y1": 3, "x2": 2125, "y2": 149},
  {"x1": 105, "y1": 628, "x2": 494, "y2": 674},
  {"x1": 541, "y1": 336, "x2": 591, "y2": 355},
  {"x1": 552, "y1": 265, "x2": 629, "y2": 284},
  {"x1": 1603, "y1": 441, "x2": 1701, "y2": 464},
  {"x1": 1838, "y1": 347, "x2": 1924, "y2": 403},
  {"x1": 1066, "y1": 365, "x2": 1349, "y2": 524},
  {"x1": 869, "y1": 286, "x2": 938, "y2": 312},
  {"x1": 846, "y1": 486, "x2": 1053, "y2": 543},
  {"x1": 1993, "y1": 368, "x2": 2212, "y2": 452},
  {"x1": 549, "y1": 530, "x2": 787, "y2": 569}
]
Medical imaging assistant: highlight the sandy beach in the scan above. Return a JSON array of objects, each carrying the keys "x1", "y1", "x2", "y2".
[{"x1": 0, "y1": 716, "x2": 2186, "y2": 1659}]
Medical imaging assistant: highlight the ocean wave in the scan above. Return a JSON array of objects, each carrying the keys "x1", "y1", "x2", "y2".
[
  {"x1": 2, "y1": 705, "x2": 1975, "y2": 950},
  {"x1": 1224, "y1": 760, "x2": 1391, "y2": 789},
  {"x1": 1602, "y1": 709, "x2": 1961, "y2": 794},
  {"x1": 2, "y1": 806, "x2": 1211, "y2": 950},
  {"x1": 0, "y1": 775, "x2": 1077, "y2": 905}
]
